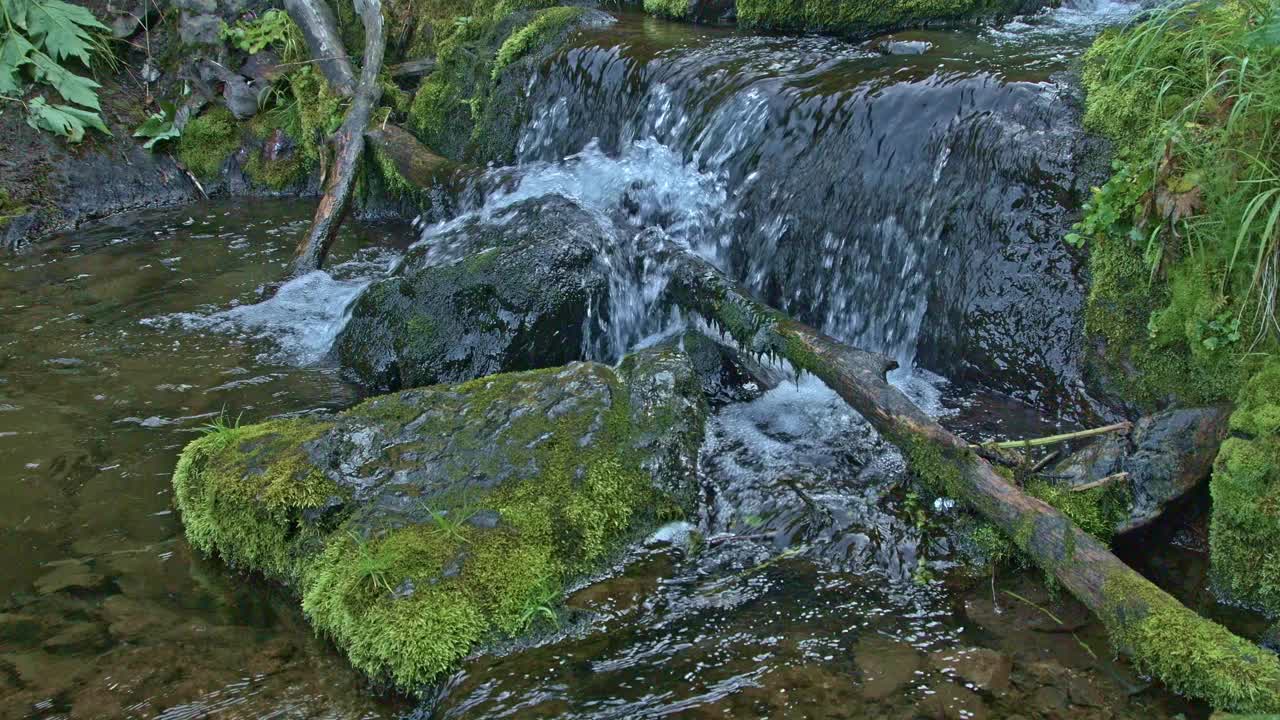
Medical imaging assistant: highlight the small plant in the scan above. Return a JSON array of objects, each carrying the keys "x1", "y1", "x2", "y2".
[
  {"x1": 133, "y1": 100, "x2": 180, "y2": 149},
  {"x1": 220, "y1": 9, "x2": 301, "y2": 58},
  {"x1": 0, "y1": 0, "x2": 113, "y2": 141},
  {"x1": 516, "y1": 575, "x2": 559, "y2": 631},
  {"x1": 348, "y1": 530, "x2": 396, "y2": 595},
  {"x1": 419, "y1": 497, "x2": 478, "y2": 543},
  {"x1": 197, "y1": 408, "x2": 243, "y2": 451}
]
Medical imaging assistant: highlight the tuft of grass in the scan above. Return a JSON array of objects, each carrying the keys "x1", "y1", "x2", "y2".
[{"x1": 1074, "y1": 0, "x2": 1280, "y2": 408}]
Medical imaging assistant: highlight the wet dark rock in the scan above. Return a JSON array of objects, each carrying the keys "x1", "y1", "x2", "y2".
[
  {"x1": 222, "y1": 75, "x2": 260, "y2": 119},
  {"x1": 179, "y1": 13, "x2": 223, "y2": 45},
  {"x1": 876, "y1": 39, "x2": 932, "y2": 55},
  {"x1": 335, "y1": 195, "x2": 610, "y2": 392},
  {"x1": 240, "y1": 52, "x2": 283, "y2": 86},
  {"x1": 1052, "y1": 406, "x2": 1230, "y2": 533},
  {"x1": 681, "y1": 330, "x2": 783, "y2": 406}
]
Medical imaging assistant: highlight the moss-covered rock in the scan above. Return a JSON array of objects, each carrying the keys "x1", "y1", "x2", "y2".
[
  {"x1": 1210, "y1": 358, "x2": 1280, "y2": 612},
  {"x1": 176, "y1": 106, "x2": 243, "y2": 181},
  {"x1": 730, "y1": 0, "x2": 1050, "y2": 38},
  {"x1": 404, "y1": 4, "x2": 608, "y2": 165},
  {"x1": 173, "y1": 347, "x2": 707, "y2": 690},
  {"x1": 335, "y1": 195, "x2": 610, "y2": 392}
]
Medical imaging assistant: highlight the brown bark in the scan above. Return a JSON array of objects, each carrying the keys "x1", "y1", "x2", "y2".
[
  {"x1": 287, "y1": 0, "x2": 385, "y2": 277},
  {"x1": 661, "y1": 245, "x2": 1280, "y2": 713}
]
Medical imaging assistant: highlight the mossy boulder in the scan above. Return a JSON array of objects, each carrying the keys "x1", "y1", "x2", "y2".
[
  {"x1": 1211, "y1": 358, "x2": 1280, "y2": 612},
  {"x1": 335, "y1": 195, "x2": 611, "y2": 392},
  {"x1": 717, "y1": 0, "x2": 1050, "y2": 37},
  {"x1": 173, "y1": 346, "x2": 707, "y2": 690}
]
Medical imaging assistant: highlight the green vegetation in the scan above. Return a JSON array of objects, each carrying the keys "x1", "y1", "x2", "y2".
[
  {"x1": 733, "y1": 0, "x2": 1031, "y2": 36},
  {"x1": 492, "y1": 7, "x2": 585, "y2": 80},
  {"x1": 643, "y1": 0, "x2": 690, "y2": 20},
  {"x1": 173, "y1": 361, "x2": 697, "y2": 691},
  {"x1": 1210, "y1": 357, "x2": 1280, "y2": 610},
  {"x1": 1025, "y1": 477, "x2": 1131, "y2": 544},
  {"x1": 1073, "y1": 0, "x2": 1280, "y2": 409},
  {"x1": 176, "y1": 106, "x2": 242, "y2": 181},
  {"x1": 221, "y1": 9, "x2": 303, "y2": 56},
  {"x1": 0, "y1": 0, "x2": 112, "y2": 141},
  {"x1": 1101, "y1": 570, "x2": 1280, "y2": 713}
]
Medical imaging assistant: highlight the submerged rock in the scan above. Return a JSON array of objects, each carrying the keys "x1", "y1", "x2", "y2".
[
  {"x1": 172, "y1": 345, "x2": 706, "y2": 689},
  {"x1": 335, "y1": 196, "x2": 610, "y2": 392}
]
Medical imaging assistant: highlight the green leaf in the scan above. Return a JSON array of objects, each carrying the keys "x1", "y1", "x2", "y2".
[
  {"x1": 0, "y1": 31, "x2": 36, "y2": 95},
  {"x1": 24, "y1": 95, "x2": 98, "y2": 140},
  {"x1": 3, "y1": 0, "x2": 35, "y2": 30},
  {"x1": 133, "y1": 102, "x2": 180, "y2": 149},
  {"x1": 30, "y1": 50, "x2": 100, "y2": 109},
  {"x1": 24, "y1": 0, "x2": 107, "y2": 66}
]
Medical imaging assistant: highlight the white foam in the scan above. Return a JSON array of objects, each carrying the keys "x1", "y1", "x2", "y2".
[{"x1": 143, "y1": 250, "x2": 398, "y2": 366}]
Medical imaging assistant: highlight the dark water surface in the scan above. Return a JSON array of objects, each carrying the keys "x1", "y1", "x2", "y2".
[{"x1": 0, "y1": 3, "x2": 1237, "y2": 719}]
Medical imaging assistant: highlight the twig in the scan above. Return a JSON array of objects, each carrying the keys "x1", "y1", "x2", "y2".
[
  {"x1": 1003, "y1": 589, "x2": 1063, "y2": 626},
  {"x1": 971, "y1": 422, "x2": 1132, "y2": 451},
  {"x1": 1029, "y1": 449, "x2": 1060, "y2": 474},
  {"x1": 1070, "y1": 472, "x2": 1128, "y2": 493}
]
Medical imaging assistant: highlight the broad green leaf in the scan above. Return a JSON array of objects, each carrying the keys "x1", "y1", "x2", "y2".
[
  {"x1": 0, "y1": 31, "x2": 36, "y2": 94},
  {"x1": 30, "y1": 50, "x2": 100, "y2": 109},
  {"x1": 54, "y1": 102, "x2": 109, "y2": 136},
  {"x1": 2, "y1": 0, "x2": 35, "y2": 30},
  {"x1": 26, "y1": 95, "x2": 86, "y2": 141},
  {"x1": 25, "y1": 0, "x2": 107, "y2": 65},
  {"x1": 133, "y1": 102, "x2": 180, "y2": 149}
]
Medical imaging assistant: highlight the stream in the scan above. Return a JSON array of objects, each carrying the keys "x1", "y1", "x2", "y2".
[{"x1": 0, "y1": 2, "x2": 1238, "y2": 719}]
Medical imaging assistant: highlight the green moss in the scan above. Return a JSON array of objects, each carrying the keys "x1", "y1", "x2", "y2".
[
  {"x1": 1025, "y1": 477, "x2": 1130, "y2": 544},
  {"x1": 734, "y1": 0, "x2": 1028, "y2": 35},
  {"x1": 1210, "y1": 358, "x2": 1280, "y2": 612},
  {"x1": 1075, "y1": 0, "x2": 1280, "y2": 410},
  {"x1": 175, "y1": 106, "x2": 242, "y2": 181},
  {"x1": 643, "y1": 0, "x2": 690, "y2": 20},
  {"x1": 492, "y1": 7, "x2": 585, "y2": 80},
  {"x1": 175, "y1": 362, "x2": 688, "y2": 691},
  {"x1": 172, "y1": 417, "x2": 342, "y2": 578},
  {"x1": 0, "y1": 188, "x2": 28, "y2": 228},
  {"x1": 1101, "y1": 570, "x2": 1280, "y2": 713}
]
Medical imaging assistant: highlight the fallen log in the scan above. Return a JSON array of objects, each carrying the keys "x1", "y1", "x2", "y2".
[
  {"x1": 661, "y1": 246, "x2": 1280, "y2": 713},
  {"x1": 283, "y1": 0, "x2": 356, "y2": 96},
  {"x1": 287, "y1": 0, "x2": 385, "y2": 277}
]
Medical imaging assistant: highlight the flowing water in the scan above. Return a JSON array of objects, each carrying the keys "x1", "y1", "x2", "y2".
[{"x1": 0, "y1": 2, "x2": 1241, "y2": 719}]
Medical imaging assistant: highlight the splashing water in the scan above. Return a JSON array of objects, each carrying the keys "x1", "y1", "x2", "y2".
[{"x1": 144, "y1": 249, "x2": 399, "y2": 366}]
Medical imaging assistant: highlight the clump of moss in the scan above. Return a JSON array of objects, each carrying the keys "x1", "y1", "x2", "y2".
[
  {"x1": 176, "y1": 106, "x2": 242, "y2": 181},
  {"x1": 172, "y1": 417, "x2": 342, "y2": 578},
  {"x1": 491, "y1": 7, "x2": 586, "y2": 80},
  {"x1": 1074, "y1": 0, "x2": 1280, "y2": 410},
  {"x1": 1025, "y1": 477, "x2": 1131, "y2": 544},
  {"x1": 643, "y1": 0, "x2": 690, "y2": 19},
  {"x1": 1101, "y1": 570, "x2": 1280, "y2": 713},
  {"x1": 734, "y1": 0, "x2": 1030, "y2": 36},
  {"x1": 1210, "y1": 358, "x2": 1280, "y2": 612}
]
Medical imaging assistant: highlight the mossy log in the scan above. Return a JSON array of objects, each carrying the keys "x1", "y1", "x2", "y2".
[
  {"x1": 288, "y1": 0, "x2": 386, "y2": 276},
  {"x1": 660, "y1": 246, "x2": 1280, "y2": 713},
  {"x1": 365, "y1": 123, "x2": 458, "y2": 190},
  {"x1": 283, "y1": 0, "x2": 357, "y2": 96}
]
